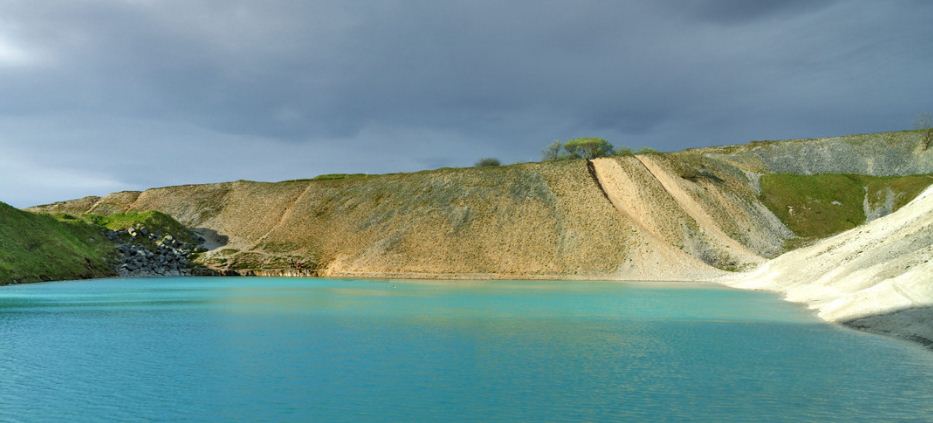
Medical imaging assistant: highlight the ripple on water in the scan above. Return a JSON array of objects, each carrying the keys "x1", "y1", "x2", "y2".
[{"x1": 1, "y1": 277, "x2": 932, "y2": 422}]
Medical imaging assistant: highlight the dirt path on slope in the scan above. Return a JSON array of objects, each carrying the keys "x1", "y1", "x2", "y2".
[
  {"x1": 590, "y1": 158, "x2": 671, "y2": 242},
  {"x1": 250, "y1": 181, "x2": 315, "y2": 250},
  {"x1": 635, "y1": 155, "x2": 763, "y2": 265},
  {"x1": 590, "y1": 158, "x2": 724, "y2": 280}
]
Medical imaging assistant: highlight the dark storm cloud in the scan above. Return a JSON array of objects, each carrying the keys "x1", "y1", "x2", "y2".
[
  {"x1": 1, "y1": 0, "x2": 932, "y2": 207},
  {"x1": 671, "y1": 0, "x2": 839, "y2": 24}
]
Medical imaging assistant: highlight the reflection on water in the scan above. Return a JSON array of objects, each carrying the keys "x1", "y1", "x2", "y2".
[{"x1": 1, "y1": 277, "x2": 932, "y2": 422}]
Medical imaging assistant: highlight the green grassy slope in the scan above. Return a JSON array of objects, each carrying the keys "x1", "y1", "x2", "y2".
[
  {"x1": 76, "y1": 211, "x2": 198, "y2": 244},
  {"x1": 0, "y1": 202, "x2": 116, "y2": 284},
  {"x1": 759, "y1": 174, "x2": 933, "y2": 246}
]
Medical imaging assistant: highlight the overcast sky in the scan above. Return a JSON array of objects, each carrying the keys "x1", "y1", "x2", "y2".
[{"x1": 1, "y1": 0, "x2": 932, "y2": 207}]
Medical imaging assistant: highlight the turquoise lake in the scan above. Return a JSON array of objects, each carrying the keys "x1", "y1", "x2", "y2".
[{"x1": 1, "y1": 277, "x2": 932, "y2": 422}]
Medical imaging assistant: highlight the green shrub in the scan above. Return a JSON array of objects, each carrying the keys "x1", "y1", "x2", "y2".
[
  {"x1": 475, "y1": 158, "x2": 501, "y2": 167},
  {"x1": 613, "y1": 146, "x2": 634, "y2": 156},
  {"x1": 564, "y1": 137, "x2": 614, "y2": 159}
]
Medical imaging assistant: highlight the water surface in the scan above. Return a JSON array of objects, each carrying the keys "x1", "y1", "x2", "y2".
[{"x1": 1, "y1": 277, "x2": 931, "y2": 422}]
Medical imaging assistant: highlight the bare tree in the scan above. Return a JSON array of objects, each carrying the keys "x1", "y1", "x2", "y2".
[
  {"x1": 916, "y1": 113, "x2": 933, "y2": 150},
  {"x1": 542, "y1": 140, "x2": 563, "y2": 161}
]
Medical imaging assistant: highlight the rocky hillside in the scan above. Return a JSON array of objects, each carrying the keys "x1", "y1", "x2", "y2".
[
  {"x1": 30, "y1": 130, "x2": 933, "y2": 280},
  {"x1": 690, "y1": 129, "x2": 933, "y2": 175},
  {"x1": 87, "y1": 211, "x2": 209, "y2": 277}
]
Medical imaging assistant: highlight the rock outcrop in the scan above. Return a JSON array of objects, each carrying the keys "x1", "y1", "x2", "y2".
[{"x1": 107, "y1": 223, "x2": 205, "y2": 277}]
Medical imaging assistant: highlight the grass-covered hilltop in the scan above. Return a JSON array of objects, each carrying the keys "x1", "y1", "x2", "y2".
[{"x1": 12, "y1": 128, "x2": 930, "y2": 282}]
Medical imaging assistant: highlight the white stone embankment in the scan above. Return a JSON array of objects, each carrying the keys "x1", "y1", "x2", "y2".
[{"x1": 719, "y1": 186, "x2": 933, "y2": 347}]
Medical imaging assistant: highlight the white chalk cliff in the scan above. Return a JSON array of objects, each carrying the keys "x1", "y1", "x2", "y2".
[{"x1": 722, "y1": 186, "x2": 933, "y2": 346}]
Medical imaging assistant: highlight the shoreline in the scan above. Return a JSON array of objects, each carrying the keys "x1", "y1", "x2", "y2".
[{"x1": 4, "y1": 272, "x2": 928, "y2": 351}]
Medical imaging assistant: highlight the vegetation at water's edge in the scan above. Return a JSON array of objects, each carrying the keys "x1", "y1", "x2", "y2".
[
  {"x1": 759, "y1": 174, "x2": 933, "y2": 247},
  {"x1": 0, "y1": 202, "x2": 115, "y2": 284}
]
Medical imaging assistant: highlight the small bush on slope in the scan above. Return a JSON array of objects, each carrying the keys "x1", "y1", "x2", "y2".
[{"x1": 475, "y1": 158, "x2": 501, "y2": 167}]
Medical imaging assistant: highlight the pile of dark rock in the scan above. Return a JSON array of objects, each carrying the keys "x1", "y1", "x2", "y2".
[{"x1": 106, "y1": 224, "x2": 205, "y2": 277}]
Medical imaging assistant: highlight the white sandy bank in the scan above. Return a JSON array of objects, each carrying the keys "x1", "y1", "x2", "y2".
[{"x1": 719, "y1": 186, "x2": 933, "y2": 345}]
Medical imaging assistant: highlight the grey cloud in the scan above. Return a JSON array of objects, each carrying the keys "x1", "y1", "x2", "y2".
[
  {"x1": 0, "y1": 0, "x2": 932, "y2": 207},
  {"x1": 669, "y1": 0, "x2": 839, "y2": 25}
]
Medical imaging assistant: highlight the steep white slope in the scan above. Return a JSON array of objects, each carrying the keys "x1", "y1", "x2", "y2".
[{"x1": 721, "y1": 186, "x2": 933, "y2": 345}]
